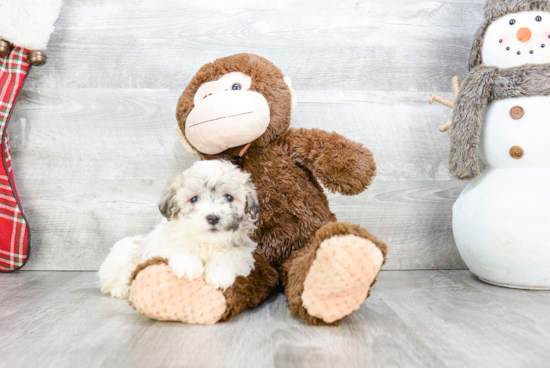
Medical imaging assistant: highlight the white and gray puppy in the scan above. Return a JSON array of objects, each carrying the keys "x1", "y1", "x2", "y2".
[{"x1": 99, "y1": 160, "x2": 259, "y2": 299}]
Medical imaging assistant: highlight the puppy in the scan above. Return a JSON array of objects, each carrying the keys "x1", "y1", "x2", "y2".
[{"x1": 99, "y1": 160, "x2": 259, "y2": 299}]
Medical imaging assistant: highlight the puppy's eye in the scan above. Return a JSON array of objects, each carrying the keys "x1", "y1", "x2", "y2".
[
  {"x1": 225, "y1": 194, "x2": 234, "y2": 202},
  {"x1": 232, "y1": 83, "x2": 241, "y2": 91},
  {"x1": 190, "y1": 196, "x2": 199, "y2": 203},
  {"x1": 510, "y1": 19, "x2": 516, "y2": 25},
  {"x1": 536, "y1": 16, "x2": 542, "y2": 22}
]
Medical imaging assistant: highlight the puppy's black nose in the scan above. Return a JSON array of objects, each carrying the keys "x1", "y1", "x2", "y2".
[{"x1": 206, "y1": 215, "x2": 220, "y2": 225}]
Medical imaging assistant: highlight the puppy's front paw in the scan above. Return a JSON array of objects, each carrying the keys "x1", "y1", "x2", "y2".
[
  {"x1": 101, "y1": 283, "x2": 130, "y2": 299},
  {"x1": 168, "y1": 253, "x2": 204, "y2": 280},
  {"x1": 204, "y1": 262, "x2": 237, "y2": 291}
]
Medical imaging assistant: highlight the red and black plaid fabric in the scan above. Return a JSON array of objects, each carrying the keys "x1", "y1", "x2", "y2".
[{"x1": 0, "y1": 46, "x2": 30, "y2": 272}]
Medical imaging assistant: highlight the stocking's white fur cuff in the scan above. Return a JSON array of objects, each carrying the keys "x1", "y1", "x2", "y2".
[{"x1": 0, "y1": 0, "x2": 62, "y2": 50}]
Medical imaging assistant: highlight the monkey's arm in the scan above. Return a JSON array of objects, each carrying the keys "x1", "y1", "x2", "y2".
[{"x1": 279, "y1": 128, "x2": 376, "y2": 196}]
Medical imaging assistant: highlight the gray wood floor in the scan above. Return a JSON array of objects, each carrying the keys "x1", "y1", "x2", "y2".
[
  {"x1": 9, "y1": 0, "x2": 486, "y2": 271},
  {"x1": 1, "y1": 270, "x2": 548, "y2": 368}
]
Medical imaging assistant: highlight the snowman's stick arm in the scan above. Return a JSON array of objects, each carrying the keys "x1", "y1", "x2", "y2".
[
  {"x1": 428, "y1": 94, "x2": 454, "y2": 109},
  {"x1": 428, "y1": 76, "x2": 461, "y2": 133},
  {"x1": 452, "y1": 76, "x2": 460, "y2": 98},
  {"x1": 439, "y1": 120, "x2": 452, "y2": 132}
]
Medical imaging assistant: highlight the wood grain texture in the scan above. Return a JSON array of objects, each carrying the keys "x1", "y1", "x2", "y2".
[
  {"x1": 1, "y1": 270, "x2": 549, "y2": 368},
  {"x1": 8, "y1": 0, "x2": 484, "y2": 270},
  {"x1": 25, "y1": 0, "x2": 485, "y2": 92}
]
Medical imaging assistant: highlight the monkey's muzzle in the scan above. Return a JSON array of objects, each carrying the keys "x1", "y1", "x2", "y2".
[{"x1": 185, "y1": 90, "x2": 270, "y2": 155}]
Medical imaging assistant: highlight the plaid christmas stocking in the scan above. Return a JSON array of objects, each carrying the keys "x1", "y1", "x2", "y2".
[
  {"x1": 0, "y1": 47, "x2": 31, "y2": 271},
  {"x1": 0, "y1": 0, "x2": 62, "y2": 271}
]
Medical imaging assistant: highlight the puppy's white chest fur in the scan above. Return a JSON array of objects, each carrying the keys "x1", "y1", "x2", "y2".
[
  {"x1": 142, "y1": 219, "x2": 243, "y2": 262},
  {"x1": 142, "y1": 218, "x2": 257, "y2": 290}
]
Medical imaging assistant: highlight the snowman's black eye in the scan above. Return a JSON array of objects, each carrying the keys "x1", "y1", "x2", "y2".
[
  {"x1": 517, "y1": 51, "x2": 521, "y2": 55},
  {"x1": 506, "y1": 47, "x2": 510, "y2": 50},
  {"x1": 232, "y1": 83, "x2": 241, "y2": 90},
  {"x1": 536, "y1": 16, "x2": 542, "y2": 22},
  {"x1": 510, "y1": 19, "x2": 516, "y2": 25},
  {"x1": 499, "y1": 39, "x2": 503, "y2": 43},
  {"x1": 530, "y1": 50, "x2": 534, "y2": 54}
]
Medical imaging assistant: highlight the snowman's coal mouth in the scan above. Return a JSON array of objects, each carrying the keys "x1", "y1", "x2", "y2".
[
  {"x1": 502, "y1": 40, "x2": 547, "y2": 55},
  {"x1": 504, "y1": 47, "x2": 541, "y2": 55}
]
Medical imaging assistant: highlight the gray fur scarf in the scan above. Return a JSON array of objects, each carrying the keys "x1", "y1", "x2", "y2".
[{"x1": 450, "y1": 63, "x2": 550, "y2": 180}]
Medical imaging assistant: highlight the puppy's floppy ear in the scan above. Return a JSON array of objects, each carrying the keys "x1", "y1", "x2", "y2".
[
  {"x1": 159, "y1": 186, "x2": 179, "y2": 220},
  {"x1": 244, "y1": 178, "x2": 260, "y2": 220}
]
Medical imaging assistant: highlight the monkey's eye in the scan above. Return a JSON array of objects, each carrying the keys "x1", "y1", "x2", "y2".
[
  {"x1": 225, "y1": 194, "x2": 234, "y2": 202},
  {"x1": 190, "y1": 196, "x2": 199, "y2": 203},
  {"x1": 536, "y1": 16, "x2": 542, "y2": 22},
  {"x1": 232, "y1": 83, "x2": 241, "y2": 90},
  {"x1": 510, "y1": 19, "x2": 516, "y2": 25}
]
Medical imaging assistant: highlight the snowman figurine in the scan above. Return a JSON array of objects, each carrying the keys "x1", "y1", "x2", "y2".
[{"x1": 432, "y1": 0, "x2": 550, "y2": 289}]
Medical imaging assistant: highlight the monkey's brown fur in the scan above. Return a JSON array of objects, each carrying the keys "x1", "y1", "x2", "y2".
[
  {"x1": 220, "y1": 253, "x2": 280, "y2": 322},
  {"x1": 135, "y1": 53, "x2": 387, "y2": 325}
]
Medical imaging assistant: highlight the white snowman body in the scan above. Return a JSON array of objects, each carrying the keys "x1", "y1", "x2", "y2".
[{"x1": 453, "y1": 11, "x2": 550, "y2": 289}]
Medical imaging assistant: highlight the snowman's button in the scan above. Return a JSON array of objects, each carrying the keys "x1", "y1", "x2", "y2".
[
  {"x1": 510, "y1": 146, "x2": 524, "y2": 159},
  {"x1": 510, "y1": 106, "x2": 525, "y2": 120}
]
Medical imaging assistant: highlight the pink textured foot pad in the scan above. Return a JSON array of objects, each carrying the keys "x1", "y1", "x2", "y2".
[
  {"x1": 129, "y1": 264, "x2": 226, "y2": 325},
  {"x1": 302, "y1": 235, "x2": 384, "y2": 323}
]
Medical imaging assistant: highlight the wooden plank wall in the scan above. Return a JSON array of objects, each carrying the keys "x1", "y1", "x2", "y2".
[{"x1": 11, "y1": 0, "x2": 486, "y2": 270}]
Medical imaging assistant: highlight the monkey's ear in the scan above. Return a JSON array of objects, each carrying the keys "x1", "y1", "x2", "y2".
[
  {"x1": 284, "y1": 76, "x2": 298, "y2": 113},
  {"x1": 244, "y1": 179, "x2": 260, "y2": 220},
  {"x1": 159, "y1": 186, "x2": 180, "y2": 220},
  {"x1": 175, "y1": 125, "x2": 197, "y2": 153}
]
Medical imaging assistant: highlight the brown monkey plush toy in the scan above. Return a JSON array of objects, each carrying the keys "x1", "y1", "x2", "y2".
[{"x1": 129, "y1": 54, "x2": 387, "y2": 326}]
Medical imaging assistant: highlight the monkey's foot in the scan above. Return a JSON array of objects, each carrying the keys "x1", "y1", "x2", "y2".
[
  {"x1": 302, "y1": 234, "x2": 384, "y2": 324},
  {"x1": 130, "y1": 263, "x2": 226, "y2": 325},
  {"x1": 129, "y1": 254, "x2": 279, "y2": 324}
]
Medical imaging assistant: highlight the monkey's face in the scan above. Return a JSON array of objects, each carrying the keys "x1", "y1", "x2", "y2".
[
  {"x1": 176, "y1": 54, "x2": 297, "y2": 155},
  {"x1": 185, "y1": 72, "x2": 271, "y2": 155}
]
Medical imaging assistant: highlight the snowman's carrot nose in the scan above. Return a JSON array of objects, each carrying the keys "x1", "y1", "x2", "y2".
[{"x1": 517, "y1": 27, "x2": 532, "y2": 42}]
